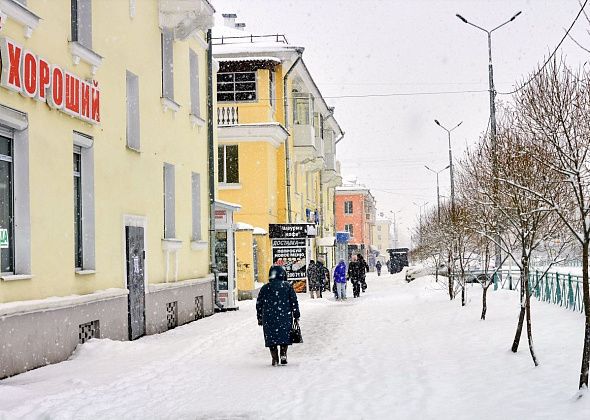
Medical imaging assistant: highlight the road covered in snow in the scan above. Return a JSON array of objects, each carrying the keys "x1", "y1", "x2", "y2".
[{"x1": 1, "y1": 272, "x2": 589, "y2": 419}]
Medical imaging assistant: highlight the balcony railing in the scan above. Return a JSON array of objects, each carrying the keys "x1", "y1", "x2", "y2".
[
  {"x1": 212, "y1": 34, "x2": 289, "y2": 45},
  {"x1": 218, "y1": 106, "x2": 239, "y2": 126}
]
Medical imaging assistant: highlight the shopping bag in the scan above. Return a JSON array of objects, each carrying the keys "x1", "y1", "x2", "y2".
[{"x1": 290, "y1": 319, "x2": 303, "y2": 344}]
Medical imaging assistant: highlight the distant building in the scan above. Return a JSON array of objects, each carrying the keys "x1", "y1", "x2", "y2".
[
  {"x1": 335, "y1": 184, "x2": 376, "y2": 266},
  {"x1": 372, "y1": 219, "x2": 392, "y2": 259}
]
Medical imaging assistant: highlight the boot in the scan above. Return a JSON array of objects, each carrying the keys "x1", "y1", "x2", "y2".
[
  {"x1": 280, "y1": 345, "x2": 288, "y2": 365},
  {"x1": 270, "y1": 347, "x2": 279, "y2": 366}
]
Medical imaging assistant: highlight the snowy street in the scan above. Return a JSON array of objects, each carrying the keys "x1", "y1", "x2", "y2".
[{"x1": 1, "y1": 272, "x2": 589, "y2": 419}]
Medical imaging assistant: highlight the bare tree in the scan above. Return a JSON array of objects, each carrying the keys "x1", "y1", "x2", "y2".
[
  {"x1": 461, "y1": 113, "x2": 565, "y2": 366},
  {"x1": 515, "y1": 59, "x2": 590, "y2": 388}
]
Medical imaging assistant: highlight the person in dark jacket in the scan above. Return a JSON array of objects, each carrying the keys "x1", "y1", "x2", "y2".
[
  {"x1": 334, "y1": 260, "x2": 347, "y2": 300},
  {"x1": 348, "y1": 255, "x2": 363, "y2": 298},
  {"x1": 357, "y1": 254, "x2": 370, "y2": 292},
  {"x1": 376, "y1": 260, "x2": 382, "y2": 276},
  {"x1": 317, "y1": 259, "x2": 330, "y2": 294},
  {"x1": 307, "y1": 260, "x2": 321, "y2": 299},
  {"x1": 256, "y1": 265, "x2": 301, "y2": 366}
]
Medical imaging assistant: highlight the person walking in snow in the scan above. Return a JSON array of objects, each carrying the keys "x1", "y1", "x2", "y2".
[
  {"x1": 256, "y1": 265, "x2": 301, "y2": 366},
  {"x1": 317, "y1": 259, "x2": 330, "y2": 294},
  {"x1": 334, "y1": 260, "x2": 347, "y2": 300},
  {"x1": 376, "y1": 260, "x2": 382, "y2": 276},
  {"x1": 357, "y1": 254, "x2": 370, "y2": 293},
  {"x1": 348, "y1": 255, "x2": 363, "y2": 298},
  {"x1": 307, "y1": 260, "x2": 321, "y2": 299}
]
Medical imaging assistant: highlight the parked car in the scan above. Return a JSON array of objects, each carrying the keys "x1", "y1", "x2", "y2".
[{"x1": 405, "y1": 264, "x2": 447, "y2": 282}]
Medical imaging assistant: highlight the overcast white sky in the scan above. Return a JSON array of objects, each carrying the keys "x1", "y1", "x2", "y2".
[{"x1": 212, "y1": 0, "x2": 590, "y2": 246}]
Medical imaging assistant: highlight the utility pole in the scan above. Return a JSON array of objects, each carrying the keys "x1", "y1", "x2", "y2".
[{"x1": 456, "y1": 11, "x2": 522, "y2": 273}]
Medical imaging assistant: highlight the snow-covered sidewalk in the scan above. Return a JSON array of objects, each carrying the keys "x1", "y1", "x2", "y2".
[{"x1": 0, "y1": 272, "x2": 588, "y2": 419}]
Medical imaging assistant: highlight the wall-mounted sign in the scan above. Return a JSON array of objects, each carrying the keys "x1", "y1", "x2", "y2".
[
  {"x1": 269, "y1": 223, "x2": 316, "y2": 239},
  {"x1": 0, "y1": 36, "x2": 100, "y2": 124},
  {"x1": 0, "y1": 228, "x2": 8, "y2": 249},
  {"x1": 215, "y1": 209, "x2": 227, "y2": 223}
]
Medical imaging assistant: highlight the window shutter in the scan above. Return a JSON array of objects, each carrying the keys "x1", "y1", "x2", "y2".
[
  {"x1": 162, "y1": 29, "x2": 174, "y2": 100},
  {"x1": 189, "y1": 49, "x2": 200, "y2": 117},
  {"x1": 126, "y1": 71, "x2": 140, "y2": 151},
  {"x1": 192, "y1": 172, "x2": 201, "y2": 241},
  {"x1": 164, "y1": 163, "x2": 175, "y2": 238}
]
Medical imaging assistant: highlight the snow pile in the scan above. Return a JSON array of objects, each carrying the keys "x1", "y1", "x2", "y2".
[{"x1": 0, "y1": 274, "x2": 589, "y2": 419}]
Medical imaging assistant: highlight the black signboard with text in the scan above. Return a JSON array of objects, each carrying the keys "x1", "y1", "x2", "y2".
[{"x1": 269, "y1": 224, "x2": 317, "y2": 239}]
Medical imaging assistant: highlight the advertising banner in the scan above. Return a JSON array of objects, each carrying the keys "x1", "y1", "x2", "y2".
[{"x1": 271, "y1": 236, "x2": 308, "y2": 293}]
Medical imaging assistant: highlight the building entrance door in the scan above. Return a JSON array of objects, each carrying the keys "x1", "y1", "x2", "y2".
[{"x1": 126, "y1": 226, "x2": 145, "y2": 340}]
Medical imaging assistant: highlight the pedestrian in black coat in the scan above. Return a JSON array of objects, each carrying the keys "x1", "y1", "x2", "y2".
[
  {"x1": 357, "y1": 254, "x2": 370, "y2": 292},
  {"x1": 348, "y1": 255, "x2": 363, "y2": 298},
  {"x1": 256, "y1": 265, "x2": 301, "y2": 366}
]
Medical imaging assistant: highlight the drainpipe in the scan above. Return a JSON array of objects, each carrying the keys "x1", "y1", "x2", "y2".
[
  {"x1": 207, "y1": 29, "x2": 223, "y2": 310},
  {"x1": 283, "y1": 53, "x2": 302, "y2": 223}
]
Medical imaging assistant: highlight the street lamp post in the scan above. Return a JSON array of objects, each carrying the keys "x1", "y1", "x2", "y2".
[
  {"x1": 434, "y1": 120, "x2": 462, "y2": 214},
  {"x1": 425, "y1": 164, "x2": 450, "y2": 223},
  {"x1": 456, "y1": 11, "x2": 521, "y2": 273}
]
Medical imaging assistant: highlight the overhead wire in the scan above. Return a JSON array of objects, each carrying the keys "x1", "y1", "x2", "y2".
[{"x1": 497, "y1": 0, "x2": 588, "y2": 96}]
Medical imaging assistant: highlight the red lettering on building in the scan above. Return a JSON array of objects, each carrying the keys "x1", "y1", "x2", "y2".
[
  {"x1": 65, "y1": 73, "x2": 80, "y2": 115},
  {"x1": 0, "y1": 36, "x2": 101, "y2": 125},
  {"x1": 37, "y1": 58, "x2": 50, "y2": 101},
  {"x1": 22, "y1": 51, "x2": 37, "y2": 97},
  {"x1": 7, "y1": 42, "x2": 22, "y2": 89}
]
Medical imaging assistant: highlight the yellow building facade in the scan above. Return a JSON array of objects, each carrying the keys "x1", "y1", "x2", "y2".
[
  {"x1": 213, "y1": 15, "x2": 343, "y2": 296},
  {"x1": 0, "y1": 0, "x2": 216, "y2": 378}
]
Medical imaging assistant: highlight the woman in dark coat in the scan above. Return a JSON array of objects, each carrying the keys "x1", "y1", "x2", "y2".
[{"x1": 256, "y1": 265, "x2": 301, "y2": 366}]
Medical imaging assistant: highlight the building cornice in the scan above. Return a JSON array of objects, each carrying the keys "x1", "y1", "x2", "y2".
[{"x1": 218, "y1": 123, "x2": 289, "y2": 148}]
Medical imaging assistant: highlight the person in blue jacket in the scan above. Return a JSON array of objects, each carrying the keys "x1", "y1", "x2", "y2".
[
  {"x1": 333, "y1": 260, "x2": 347, "y2": 300},
  {"x1": 256, "y1": 265, "x2": 301, "y2": 366}
]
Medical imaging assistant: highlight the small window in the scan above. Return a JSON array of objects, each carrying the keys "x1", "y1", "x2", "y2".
[
  {"x1": 73, "y1": 148, "x2": 82, "y2": 268},
  {"x1": 377, "y1": 225, "x2": 381, "y2": 231},
  {"x1": 345, "y1": 224, "x2": 354, "y2": 237},
  {"x1": 71, "y1": 0, "x2": 93, "y2": 49},
  {"x1": 218, "y1": 145, "x2": 239, "y2": 184},
  {"x1": 217, "y1": 72, "x2": 256, "y2": 102},
  {"x1": 126, "y1": 71, "x2": 140, "y2": 150},
  {"x1": 161, "y1": 28, "x2": 174, "y2": 101},
  {"x1": 269, "y1": 69, "x2": 276, "y2": 111},
  {"x1": 344, "y1": 201, "x2": 353, "y2": 214},
  {"x1": 189, "y1": 49, "x2": 201, "y2": 117},
  {"x1": 0, "y1": 134, "x2": 14, "y2": 273},
  {"x1": 163, "y1": 163, "x2": 175, "y2": 238}
]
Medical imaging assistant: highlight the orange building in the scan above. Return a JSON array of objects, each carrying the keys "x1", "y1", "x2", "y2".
[{"x1": 335, "y1": 185, "x2": 376, "y2": 264}]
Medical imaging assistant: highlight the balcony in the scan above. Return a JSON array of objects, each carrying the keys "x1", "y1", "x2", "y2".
[
  {"x1": 218, "y1": 106, "x2": 239, "y2": 126},
  {"x1": 159, "y1": 0, "x2": 214, "y2": 40}
]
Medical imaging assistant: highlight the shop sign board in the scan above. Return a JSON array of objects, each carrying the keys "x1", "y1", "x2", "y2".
[
  {"x1": 215, "y1": 209, "x2": 227, "y2": 224},
  {"x1": 271, "y1": 237, "x2": 308, "y2": 293},
  {"x1": 269, "y1": 223, "x2": 316, "y2": 239},
  {"x1": 0, "y1": 228, "x2": 8, "y2": 248},
  {"x1": 0, "y1": 36, "x2": 101, "y2": 124}
]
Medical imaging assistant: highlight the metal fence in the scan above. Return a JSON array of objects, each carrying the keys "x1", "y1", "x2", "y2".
[{"x1": 458, "y1": 269, "x2": 585, "y2": 314}]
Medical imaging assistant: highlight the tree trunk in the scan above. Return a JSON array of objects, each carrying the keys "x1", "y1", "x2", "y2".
[
  {"x1": 579, "y1": 241, "x2": 590, "y2": 389},
  {"x1": 481, "y1": 285, "x2": 488, "y2": 320},
  {"x1": 511, "y1": 265, "x2": 527, "y2": 353},
  {"x1": 461, "y1": 280, "x2": 466, "y2": 307},
  {"x1": 524, "y1": 273, "x2": 539, "y2": 366},
  {"x1": 448, "y1": 251, "x2": 453, "y2": 300}
]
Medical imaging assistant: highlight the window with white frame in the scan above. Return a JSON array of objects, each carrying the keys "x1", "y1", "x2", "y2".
[
  {"x1": 344, "y1": 201, "x2": 353, "y2": 214},
  {"x1": 344, "y1": 223, "x2": 354, "y2": 237},
  {"x1": 161, "y1": 28, "x2": 175, "y2": 101},
  {"x1": 73, "y1": 132, "x2": 95, "y2": 271},
  {"x1": 189, "y1": 49, "x2": 201, "y2": 118},
  {"x1": 217, "y1": 145, "x2": 239, "y2": 184},
  {"x1": 71, "y1": 0, "x2": 93, "y2": 49},
  {"x1": 192, "y1": 172, "x2": 201, "y2": 241},
  {"x1": 217, "y1": 71, "x2": 257, "y2": 102},
  {"x1": 163, "y1": 163, "x2": 175, "y2": 238},
  {"x1": 269, "y1": 69, "x2": 276, "y2": 111},
  {"x1": 0, "y1": 133, "x2": 14, "y2": 274},
  {"x1": 73, "y1": 147, "x2": 82, "y2": 268},
  {"x1": 126, "y1": 70, "x2": 140, "y2": 151}
]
